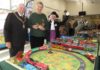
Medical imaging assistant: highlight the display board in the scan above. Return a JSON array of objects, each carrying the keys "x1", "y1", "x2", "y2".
[{"x1": 0, "y1": 30, "x2": 6, "y2": 49}]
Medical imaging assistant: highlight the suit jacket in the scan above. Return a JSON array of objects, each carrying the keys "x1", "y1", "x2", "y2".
[
  {"x1": 46, "y1": 20, "x2": 61, "y2": 41},
  {"x1": 65, "y1": 21, "x2": 78, "y2": 36},
  {"x1": 4, "y1": 12, "x2": 28, "y2": 47}
]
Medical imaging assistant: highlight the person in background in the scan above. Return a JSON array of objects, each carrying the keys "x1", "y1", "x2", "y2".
[
  {"x1": 62, "y1": 10, "x2": 70, "y2": 25},
  {"x1": 46, "y1": 11, "x2": 60, "y2": 41},
  {"x1": 29, "y1": 2, "x2": 49, "y2": 48},
  {"x1": 4, "y1": 4, "x2": 28, "y2": 57},
  {"x1": 66, "y1": 19, "x2": 78, "y2": 36},
  {"x1": 98, "y1": 24, "x2": 100, "y2": 30},
  {"x1": 75, "y1": 18, "x2": 84, "y2": 34},
  {"x1": 59, "y1": 25, "x2": 67, "y2": 36}
]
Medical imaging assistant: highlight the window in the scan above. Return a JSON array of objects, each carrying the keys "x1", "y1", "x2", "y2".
[
  {"x1": 0, "y1": 0, "x2": 25, "y2": 30},
  {"x1": 0, "y1": 0, "x2": 10, "y2": 10},
  {"x1": 0, "y1": 10, "x2": 8, "y2": 30},
  {"x1": 11, "y1": 0, "x2": 25, "y2": 10}
]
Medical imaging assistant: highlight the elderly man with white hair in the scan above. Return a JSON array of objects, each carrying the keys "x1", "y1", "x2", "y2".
[{"x1": 4, "y1": 4, "x2": 28, "y2": 57}]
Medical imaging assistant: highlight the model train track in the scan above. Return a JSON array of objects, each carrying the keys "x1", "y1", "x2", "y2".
[
  {"x1": 54, "y1": 50, "x2": 86, "y2": 70},
  {"x1": 30, "y1": 49, "x2": 86, "y2": 70}
]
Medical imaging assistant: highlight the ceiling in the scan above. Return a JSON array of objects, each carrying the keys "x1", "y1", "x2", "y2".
[{"x1": 64, "y1": 0, "x2": 100, "y2": 3}]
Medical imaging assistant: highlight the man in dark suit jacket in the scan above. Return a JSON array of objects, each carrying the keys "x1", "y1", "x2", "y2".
[{"x1": 4, "y1": 4, "x2": 28, "y2": 57}]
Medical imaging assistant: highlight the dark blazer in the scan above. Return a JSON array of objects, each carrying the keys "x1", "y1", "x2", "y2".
[
  {"x1": 4, "y1": 12, "x2": 28, "y2": 47},
  {"x1": 46, "y1": 20, "x2": 61, "y2": 41},
  {"x1": 65, "y1": 21, "x2": 78, "y2": 36}
]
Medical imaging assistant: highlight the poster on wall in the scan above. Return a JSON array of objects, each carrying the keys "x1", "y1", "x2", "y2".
[
  {"x1": 0, "y1": 30, "x2": 6, "y2": 49},
  {"x1": 0, "y1": 11, "x2": 8, "y2": 49},
  {"x1": 25, "y1": 0, "x2": 34, "y2": 18}
]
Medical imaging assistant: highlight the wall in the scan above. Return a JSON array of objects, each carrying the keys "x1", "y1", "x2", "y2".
[
  {"x1": 29, "y1": 0, "x2": 67, "y2": 19},
  {"x1": 26, "y1": 0, "x2": 100, "y2": 18},
  {"x1": 65, "y1": 2, "x2": 100, "y2": 16}
]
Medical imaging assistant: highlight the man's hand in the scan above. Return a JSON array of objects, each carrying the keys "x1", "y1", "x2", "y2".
[
  {"x1": 32, "y1": 24, "x2": 38, "y2": 29},
  {"x1": 6, "y1": 42, "x2": 11, "y2": 49},
  {"x1": 38, "y1": 25, "x2": 45, "y2": 30}
]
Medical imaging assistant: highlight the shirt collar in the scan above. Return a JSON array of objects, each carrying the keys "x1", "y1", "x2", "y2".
[{"x1": 18, "y1": 12, "x2": 24, "y2": 16}]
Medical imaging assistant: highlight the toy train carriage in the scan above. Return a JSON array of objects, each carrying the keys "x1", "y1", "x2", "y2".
[
  {"x1": 16, "y1": 51, "x2": 24, "y2": 62},
  {"x1": 85, "y1": 53, "x2": 95, "y2": 61},
  {"x1": 25, "y1": 64, "x2": 38, "y2": 70},
  {"x1": 51, "y1": 40, "x2": 84, "y2": 50},
  {"x1": 51, "y1": 43, "x2": 66, "y2": 50},
  {"x1": 62, "y1": 43, "x2": 84, "y2": 50},
  {"x1": 24, "y1": 47, "x2": 49, "y2": 70},
  {"x1": 19, "y1": 60, "x2": 38, "y2": 70}
]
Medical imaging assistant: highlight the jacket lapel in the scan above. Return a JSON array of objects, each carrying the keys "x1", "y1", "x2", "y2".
[{"x1": 13, "y1": 12, "x2": 26, "y2": 24}]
